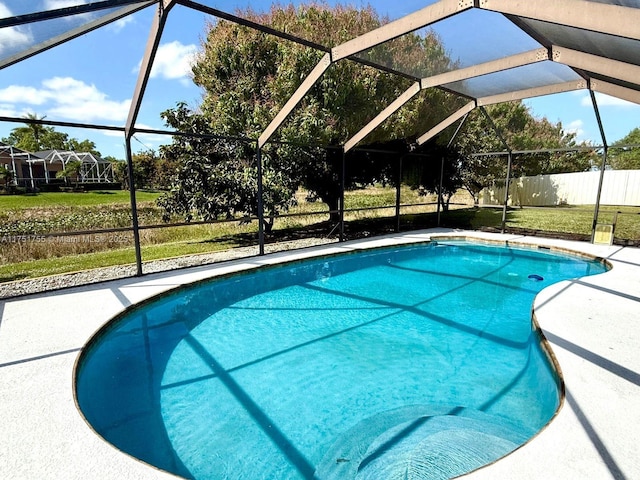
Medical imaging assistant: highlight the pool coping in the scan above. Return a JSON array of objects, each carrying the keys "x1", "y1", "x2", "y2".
[{"x1": 1, "y1": 229, "x2": 638, "y2": 479}]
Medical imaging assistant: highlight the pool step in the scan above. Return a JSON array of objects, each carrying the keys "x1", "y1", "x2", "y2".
[{"x1": 315, "y1": 405, "x2": 531, "y2": 480}]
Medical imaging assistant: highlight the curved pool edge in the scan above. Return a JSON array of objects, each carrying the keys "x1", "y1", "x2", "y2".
[
  {"x1": 73, "y1": 230, "x2": 612, "y2": 479},
  {"x1": 2, "y1": 228, "x2": 636, "y2": 480},
  {"x1": 459, "y1": 234, "x2": 639, "y2": 479},
  {"x1": 453, "y1": 312, "x2": 568, "y2": 480}
]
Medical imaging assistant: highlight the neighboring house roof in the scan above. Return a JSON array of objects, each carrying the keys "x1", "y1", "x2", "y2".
[{"x1": 32, "y1": 150, "x2": 111, "y2": 164}]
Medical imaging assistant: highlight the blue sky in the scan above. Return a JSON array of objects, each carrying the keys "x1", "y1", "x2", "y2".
[{"x1": 0, "y1": 0, "x2": 638, "y2": 160}]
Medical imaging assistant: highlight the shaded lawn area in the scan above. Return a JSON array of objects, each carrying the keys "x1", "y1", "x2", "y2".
[
  {"x1": 0, "y1": 190, "x2": 161, "y2": 209},
  {"x1": 1, "y1": 203, "x2": 638, "y2": 284}
]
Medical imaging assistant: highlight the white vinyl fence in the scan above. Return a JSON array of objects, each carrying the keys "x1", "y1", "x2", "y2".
[{"x1": 480, "y1": 170, "x2": 640, "y2": 207}]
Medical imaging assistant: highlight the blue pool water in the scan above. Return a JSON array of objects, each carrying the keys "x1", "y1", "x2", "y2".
[{"x1": 76, "y1": 240, "x2": 607, "y2": 479}]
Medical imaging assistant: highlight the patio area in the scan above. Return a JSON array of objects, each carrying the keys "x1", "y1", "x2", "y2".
[{"x1": 1, "y1": 229, "x2": 639, "y2": 479}]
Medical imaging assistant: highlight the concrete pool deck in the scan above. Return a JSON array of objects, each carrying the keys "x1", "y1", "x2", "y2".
[{"x1": 1, "y1": 229, "x2": 638, "y2": 480}]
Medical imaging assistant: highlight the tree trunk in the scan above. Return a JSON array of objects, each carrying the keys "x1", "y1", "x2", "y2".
[
  {"x1": 263, "y1": 216, "x2": 274, "y2": 234},
  {"x1": 323, "y1": 195, "x2": 341, "y2": 224}
]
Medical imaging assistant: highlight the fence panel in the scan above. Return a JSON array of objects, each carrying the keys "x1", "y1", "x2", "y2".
[{"x1": 481, "y1": 170, "x2": 640, "y2": 206}]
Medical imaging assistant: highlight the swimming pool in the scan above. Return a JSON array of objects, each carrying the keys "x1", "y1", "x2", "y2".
[{"x1": 75, "y1": 240, "x2": 607, "y2": 479}]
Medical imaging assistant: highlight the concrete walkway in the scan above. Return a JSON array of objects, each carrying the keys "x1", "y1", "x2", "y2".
[{"x1": 1, "y1": 230, "x2": 638, "y2": 480}]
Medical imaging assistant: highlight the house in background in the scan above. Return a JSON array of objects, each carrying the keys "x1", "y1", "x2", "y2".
[{"x1": 0, "y1": 142, "x2": 115, "y2": 189}]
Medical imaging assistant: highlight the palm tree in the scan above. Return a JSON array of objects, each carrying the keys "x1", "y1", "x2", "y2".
[
  {"x1": 56, "y1": 160, "x2": 82, "y2": 189},
  {"x1": 24, "y1": 113, "x2": 47, "y2": 150},
  {"x1": 0, "y1": 165, "x2": 14, "y2": 190},
  {"x1": 10, "y1": 113, "x2": 47, "y2": 151}
]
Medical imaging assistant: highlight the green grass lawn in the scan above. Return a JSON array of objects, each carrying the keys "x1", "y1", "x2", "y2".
[
  {"x1": 0, "y1": 190, "x2": 161, "y2": 209},
  {"x1": 1, "y1": 188, "x2": 638, "y2": 284}
]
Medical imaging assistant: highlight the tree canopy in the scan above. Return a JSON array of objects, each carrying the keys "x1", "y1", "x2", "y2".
[
  {"x1": 453, "y1": 102, "x2": 595, "y2": 201},
  {"x1": 1, "y1": 113, "x2": 101, "y2": 156},
  {"x1": 158, "y1": 3, "x2": 599, "y2": 225},
  {"x1": 159, "y1": 3, "x2": 460, "y2": 228},
  {"x1": 609, "y1": 127, "x2": 640, "y2": 170}
]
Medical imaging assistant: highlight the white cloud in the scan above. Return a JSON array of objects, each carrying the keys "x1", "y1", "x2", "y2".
[
  {"x1": 134, "y1": 41, "x2": 197, "y2": 84},
  {"x1": 107, "y1": 14, "x2": 134, "y2": 33},
  {"x1": 43, "y1": 0, "x2": 89, "y2": 9},
  {"x1": 43, "y1": 0, "x2": 95, "y2": 23},
  {"x1": 0, "y1": 4, "x2": 33, "y2": 54},
  {"x1": 0, "y1": 85, "x2": 48, "y2": 105},
  {"x1": 0, "y1": 77, "x2": 130, "y2": 123},
  {"x1": 580, "y1": 92, "x2": 640, "y2": 108},
  {"x1": 565, "y1": 119, "x2": 585, "y2": 139},
  {"x1": 43, "y1": 77, "x2": 130, "y2": 121},
  {"x1": 0, "y1": 104, "x2": 23, "y2": 117}
]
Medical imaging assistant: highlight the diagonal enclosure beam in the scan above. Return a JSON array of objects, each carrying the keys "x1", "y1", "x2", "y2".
[
  {"x1": 258, "y1": 53, "x2": 331, "y2": 148},
  {"x1": 125, "y1": 0, "x2": 176, "y2": 138},
  {"x1": 331, "y1": 0, "x2": 474, "y2": 61},
  {"x1": 416, "y1": 101, "x2": 476, "y2": 146},
  {"x1": 479, "y1": 0, "x2": 640, "y2": 41},
  {"x1": 422, "y1": 47, "x2": 549, "y2": 88},
  {"x1": 344, "y1": 48, "x2": 549, "y2": 152},
  {"x1": 591, "y1": 80, "x2": 640, "y2": 106},
  {"x1": 0, "y1": 0, "x2": 149, "y2": 27},
  {"x1": 477, "y1": 80, "x2": 587, "y2": 106},
  {"x1": 259, "y1": 0, "x2": 474, "y2": 151},
  {"x1": 551, "y1": 46, "x2": 640, "y2": 89},
  {"x1": 0, "y1": 2, "x2": 153, "y2": 70},
  {"x1": 344, "y1": 82, "x2": 421, "y2": 153}
]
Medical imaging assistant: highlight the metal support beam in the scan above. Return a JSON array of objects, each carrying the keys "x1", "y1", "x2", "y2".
[
  {"x1": 552, "y1": 47, "x2": 640, "y2": 88},
  {"x1": 436, "y1": 110, "x2": 470, "y2": 227},
  {"x1": 422, "y1": 47, "x2": 549, "y2": 89},
  {"x1": 447, "y1": 112, "x2": 470, "y2": 149},
  {"x1": 437, "y1": 155, "x2": 445, "y2": 227},
  {"x1": 27, "y1": 159, "x2": 35, "y2": 190},
  {"x1": 592, "y1": 149, "x2": 608, "y2": 243},
  {"x1": 590, "y1": 88, "x2": 608, "y2": 151},
  {"x1": 258, "y1": 53, "x2": 332, "y2": 148},
  {"x1": 256, "y1": 146, "x2": 265, "y2": 255},
  {"x1": 125, "y1": 136, "x2": 143, "y2": 276},
  {"x1": 0, "y1": 0, "x2": 148, "y2": 27},
  {"x1": 589, "y1": 90, "x2": 608, "y2": 244},
  {"x1": 416, "y1": 101, "x2": 476, "y2": 145},
  {"x1": 332, "y1": 0, "x2": 473, "y2": 61},
  {"x1": 345, "y1": 48, "x2": 549, "y2": 152},
  {"x1": 125, "y1": 0, "x2": 177, "y2": 139},
  {"x1": 478, "y1": 106, "x2": 512, "y2": 233},
  {"x1": 0, "y1": 2, "x2": 151, "y2": 70},
  {"x1": 591, "y1": 80, "x2": 640, "y2": 106},
  {"x1": 344, "y1": 82, "x2": 421, "y2": 153},
  {"x1": 479, "y1": 0, "x2": 640, "y2": 41},
  {"x1": 395, "y1": 155, "x2": 403, "y2": 232},
  {"x1": 480, "y1": 106, "x2": 510, "y2": 152},
  {"x1": 502, "y1": 151, "x2": 513, "y2": 234},
  {"x1": 477, "y1": 80, "x2": 587, "y2": 106},
  {"x1": 340, "y1": 149, "x2": 346, "y2": 242}
]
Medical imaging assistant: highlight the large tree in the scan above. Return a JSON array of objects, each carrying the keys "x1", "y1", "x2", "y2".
[
  {"x1": 2, "y1": 113, "x2": 101, "y2": 156},
  {"x1": 159, "y1": 3, "x2": 460, "y2": 228},
  {"x1": 453, "y1": 102, "x2": 595, "y2": 202},
  {"x1": 609, "y1": 127, "x2": 640, "y2": 170}
]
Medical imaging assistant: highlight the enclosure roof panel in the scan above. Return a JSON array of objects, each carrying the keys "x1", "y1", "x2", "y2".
[
  {"x1": 1, "y1": 0, "x2": 639, "y2": 149},
  {"x1": 0, "y1": 0, "x2": 154, "y2": 69}
]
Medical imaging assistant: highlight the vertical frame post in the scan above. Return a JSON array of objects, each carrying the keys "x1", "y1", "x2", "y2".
[
  {"x1": 437, "y1": 155, "x2": 445, "y2": 227},
  {"x1": 27, "y1": 158, "x2": 35, "y2": 190},
  {"x1": 340, "y1": 148, "x2": 346, "y2": 242},
  {"x1": 395, "y1": 155, "x2": 403, "y2": 232},
  {"x1": 125, "y1": 136, "x2": 143, "y2": 276},
  {"x1": 589, "y1": 89, "x2": 609, "y2": 243},
  {"x1": 592, "y1": 147, "x2": 608, "y2": 243},
  {"x1": 256, "y1": 144, "x2": 265, "y2": 255},
  {"x1": 501, "y1": 151, "x2": 513, "y2": 234}
]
